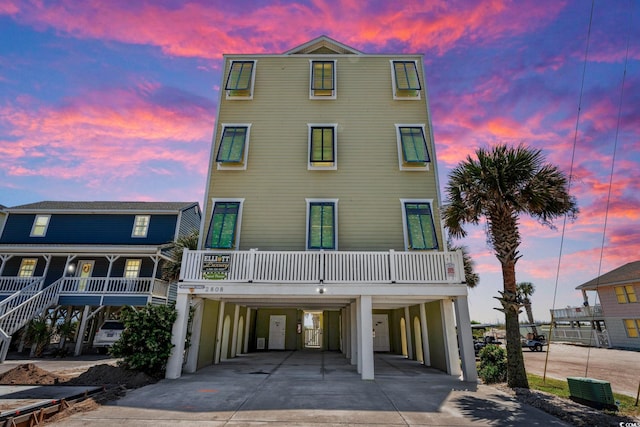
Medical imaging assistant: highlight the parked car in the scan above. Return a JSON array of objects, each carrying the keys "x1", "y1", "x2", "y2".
[{"x1": 93, "y1": 320, "x2": 125, "y2": 353}]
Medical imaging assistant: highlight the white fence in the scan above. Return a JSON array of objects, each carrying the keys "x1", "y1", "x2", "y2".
[
  {"x1": 180, "y1": 249, "x2": 464, "y2": 284},
  {"x1": 550, "y1": 305, "x2": 603, "y2": 320}
]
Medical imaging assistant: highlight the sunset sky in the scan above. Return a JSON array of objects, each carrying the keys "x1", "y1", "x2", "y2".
[{"x1": 1, "y1": 1, "x2": 639, "y2": 323}]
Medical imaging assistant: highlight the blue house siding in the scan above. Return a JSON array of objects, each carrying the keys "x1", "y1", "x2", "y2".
[
  {"x1": 58, "y1": 295, "x2": 102, "y2": 306},
  {"x1": 58, "y1": 295, "x2": 149, "y2": 306},
  {"x1": 1, "y1": 213, "x2": 179, "y2": 245},
  {"x1": 178, "y1": 205, "x2": 201, "y2": 237}
]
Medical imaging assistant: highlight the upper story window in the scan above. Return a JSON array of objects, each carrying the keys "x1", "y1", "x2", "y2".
[
  {"x1": 30, "y1": 215, "x2": 50, "y2": 237},
  {"x1": 18, "y1": 258, "x2": 37, "y2": 277},
  {"x1": 124, "y1": 259, "x2": 141, "y2": 278},
  {"x1": 401, "y1": 200, "x2": 438, "y2": 250},
  {"x1": 225, "y1": 60, "x2": 256, "y2": 99},
  {"x1": 310, "y1": 60, "x2": 336, "y2": 99},
  {"x1": 216, "y1": 124, "x2": 251, "y2": 170},
  {"x1": 306, "y1": 199, "x2": 338, "y2": 250},
  {"x1": 624, "y1": 319, "x2": 640, "y2": 338},
  {"x1": 615, "y1": 285, "x2": 637, "y2": 303},
  {"x1": 132, "y1": 215, "x2": 150, "y2": 238},
  {"x1": 308, "y1": 124, "x2": 337, "y2": 170},
  {"x1": 391, "y1": 60, "x2": 421, "y2": 99},
  {"x1": 395, "y1": 125, "x2": 430, "y2": 171},
  {"x1": 206, "y1": 199, "x2": 244, "y2": 249}
]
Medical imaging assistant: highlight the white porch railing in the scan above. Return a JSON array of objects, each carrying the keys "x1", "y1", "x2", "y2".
[
  {"x1": 180, "y1": 249, "x2": 464, "y2": 284},
  {"x1": 0, "y1": 276, "x2": 44, "y2": 293},
  {"x1": 550, "y1": 305, "x2": 603, "y2": 320},
  {"x1": 57, "y1": 277, "x2": 169, "y2": 297}
]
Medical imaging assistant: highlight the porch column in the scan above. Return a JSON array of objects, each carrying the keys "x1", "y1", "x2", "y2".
[
  {"x1": 403, "y1": 306, "x2": 413, "y2": 359},
  {"x1": 214, "y1": 301, "x2": 226, "y2": 364},
  {"x1": 454, "y1": 296, "x2": 478, "y2": 382},
  {"x1": 243, "y1": 308, "x2": 251, "y2": 354},
  {"x1": 184, "y1": 298, "x2": 204, "y2": 373},
  {"x1": 357, "y1": 295, "x2": 374, "y2": 380},
  {"x1": 342, "y1": 307, "x2": 350, "y2": 358},
  {"x1": 73, "y1": 305, "x2": 90, "y2": 356},
  {"x1": 350, "y1": 301, "x2": 357, "y2": 366},
  {"x1": 231, "y1": 305, "x2": 240, "y2": 357},
  {"x1": 419, "y1": 303, "x2": 431, "y2": 366},
  {"x1": 441, "y1": 299, "x2": 462, "y2": 377},
  {"x1": 166, "y1": 293, "x2": 190, "y2": 379}
]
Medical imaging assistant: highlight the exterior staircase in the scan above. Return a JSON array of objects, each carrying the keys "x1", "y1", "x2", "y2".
[{"x1": 0, "y1": 278, "x2": 62, "y2": 362}]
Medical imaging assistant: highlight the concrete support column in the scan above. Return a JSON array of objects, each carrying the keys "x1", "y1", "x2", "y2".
[
  {"x1": 74, "y1": 305, "x2": 90, "y2": 356},
  {"x1": 243, "y1": 308, "x2": 251, "y2": 354},
  {"x1": 454, "y1": 296, "x2": 478, "y2": 382},
  {"x1": 214, "y1": 301, "x2": 225, "y2": 364},
  {"x1": 357, "y1": 295, "x2": 374, "y2": 380},
  {"x1": 350, "y1": 301, "x2": 357, "y2": 366},
  {"x1": 403, "y1": 306, "x2": 413, "y2": 360},
  {"x1": 166, "y1": 293, "x2": 190, "y2": 379},
  {"x1": 184, "y1": 298, "x2": 203, "y2": 374},
  {"x1": 342, "y1": 307, "x2": 350, "y2": 358},
  {"x1": 419, "y1": 303, "x2": 431, "y2": 366},
  {"x1": 441, "y1": 299, "x2": 462, "y2": 377},
  {"x1": 231, "y1": 305, "x2": 240, "y2": 357}
]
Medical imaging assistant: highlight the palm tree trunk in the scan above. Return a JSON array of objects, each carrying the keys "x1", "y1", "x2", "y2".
[{"x1": 500, "y1": 262, "x2": 529, "y2": 389}]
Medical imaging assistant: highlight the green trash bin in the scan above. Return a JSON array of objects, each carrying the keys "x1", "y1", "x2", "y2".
[{"x1": 566, "y1": 377, "x2": 617, "y2": 411}]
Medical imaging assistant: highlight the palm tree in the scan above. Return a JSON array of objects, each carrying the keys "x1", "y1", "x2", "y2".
[
  {"x1": 517, "y1": 282, "x2": 537, "y2": 336},
  {"x1": 162, "y1": 230, "x2": 199, "y2": 282},
  {"x1": 447, "y1": 238, "x2": 479, "y2": 288},
  {"x1": 443, "y1": 144, "x2": 577, "y2": 388}
]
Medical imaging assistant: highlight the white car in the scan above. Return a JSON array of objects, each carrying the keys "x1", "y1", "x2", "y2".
[{"x1": 93, "y1": 320, "x2": 125, "y2": 352}]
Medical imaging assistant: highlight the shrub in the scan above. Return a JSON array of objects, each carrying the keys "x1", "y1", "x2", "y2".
[
  {"x1": 478, "y1": 344, "x2": 507, "y2": 384},
  {"x1": 110, "y1": 304, "x2": 177, "y2": 378}
]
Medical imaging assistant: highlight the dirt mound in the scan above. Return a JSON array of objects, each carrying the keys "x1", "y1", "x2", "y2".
[
  {"x1": 0, "y1": 363, "x2": 63, "y2": 385},
  {"x1": 65, "y1": 364, "x2": 158, "y2": 388}
]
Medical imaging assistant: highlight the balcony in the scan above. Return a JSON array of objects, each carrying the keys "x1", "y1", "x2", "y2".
[
  {"x1": 550, "y1": 305, "x2": 603, "y2": 321},
  {"x1": 180, "y1": 249, "x2": 465, "y2": 284}
]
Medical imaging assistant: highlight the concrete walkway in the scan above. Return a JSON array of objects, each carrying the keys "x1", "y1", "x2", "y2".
[{"x1": 54, "y1": 350, "x2": 569, "y2": 426}]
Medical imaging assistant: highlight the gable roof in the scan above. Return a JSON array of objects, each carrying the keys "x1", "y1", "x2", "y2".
[
  {"x1": 9, "y1": 201, "x2": 199, "y2": 213},
  {"x1": 576, "y1": 261, "x2": 640, "y2": 290},
  {"x1": 284, "y1": 35, "x2": 362, "y2": 55}
]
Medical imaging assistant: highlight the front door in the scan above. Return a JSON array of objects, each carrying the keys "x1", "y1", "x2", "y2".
[
  {"x1": 77, "y1": 260, "x2": 94, "y2": 292},
  {"x1": 268, "y1": 315, "x2": 286, "y2": 350},
  {"x1": 373, "y1": 314, "x2": 390, "y2": 352}
]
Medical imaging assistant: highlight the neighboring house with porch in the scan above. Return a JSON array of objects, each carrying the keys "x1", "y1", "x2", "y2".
[
  {"x1": 551, "y1": 261, "x2": 640, "y2": 350},
  {"x1": 166, "y1": 36, "x2": 476, "y2": 382},
  {"x1": 0, "y1": 200, "x2": 200, "y2": 360}
]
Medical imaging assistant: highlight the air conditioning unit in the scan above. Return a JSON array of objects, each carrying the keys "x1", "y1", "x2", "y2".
[{"x1": 256, "y1": 337, "x2": 265, "y2": 350}]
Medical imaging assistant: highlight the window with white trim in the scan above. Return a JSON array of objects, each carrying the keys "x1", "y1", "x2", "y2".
[
  {"x1": 216, "y1": 124, "x2": 251, "y2": 170},
  {"x1": 624, "y1": 319, "x2": 640, "y2": 338},
  {"x1": 206, "y1": 199, "x2": 244, "y2": 249},
  {"x1": 308, "y1": 124, "x2": 337, "y2": 170},
  {"x1": 391, "y1": 60, "x2": 421, "y2": 99},
  {"x1": 310, "y1": 60, "x2": 336, "y2": 99},
  {"x1": 306, "y1": 199, "x2": 337, "y2": 250},
  {"x1": 401, "y1": 200, "x2": 438, "y2": 250},
  {"x1": 132, "y1": 215, "x2": 150, "y2": 237},
  {"x1": 30, "y1": 215, "x2": 50, "y2": 237},
  {"x1": 18, "y1": 258, "x2": 37, "y2": 277},
  {"x1": 124, "y1": 259, "x2": 141, "y2": 278},
  {"x1": 395, "y1": 124, "x2": 430, "y2": 170},
  {"x1": 225, "y1": 60, "x2": 256, "y2": 99}
]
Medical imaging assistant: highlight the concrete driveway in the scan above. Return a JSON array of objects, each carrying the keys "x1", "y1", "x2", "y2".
[{"x1": 48, "y1": 350, "x2": 569, "y2": 426}]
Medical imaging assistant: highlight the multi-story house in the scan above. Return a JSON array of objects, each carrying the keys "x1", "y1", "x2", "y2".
[
  {"x1": 552, "y1": 261, "x2": 640, "y2": 350},
  {"x1": 0, "y1": 201, "x2": 200, "y2": 360},
  {"x1": 167, "y1": 36, "x2": 476, "y2": 381}
]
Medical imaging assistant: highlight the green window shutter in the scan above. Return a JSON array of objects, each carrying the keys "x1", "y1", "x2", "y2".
[
  {"x1": 400, "y1": 127, "x2": 429, "y2": 163},
  {"x1": 310, "y1": 127, "x2": 334, "y2": 163},
  {"x1": 225, "y1": 61, "x2": 254, "y2": 90},
  {"x1": 309, "y1": 202, "x2": 335, "y2": 249},
  {"x1": 312, "y1": 61, "x2": 334, "y2": 91},
  {"x1": 216, "y1": 127, "x2": 247, "y2": 163},
  {"x1": 208, "y1": 202, "x2": 239, "y2": 249},
  {"x1": 405, "y1": 203, "x2": 437, "y2": 250},
  {"x1": 394, "y1": 61, "x2": 421, "y2": 91}
]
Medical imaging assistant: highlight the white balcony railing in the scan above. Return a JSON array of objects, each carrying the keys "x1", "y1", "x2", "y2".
[
  {"x1": 0, "y1": 276, "x2": 44, "y2": 293},
  {"x1": 550, "y1": 305, "x2": 603, "y2": 320},
  {"x1": 57, "y1": 277, "x2": 169, "y2": 297},
  {"x1": 180, "y1": 249, "x2": 464, "y2": 284}
]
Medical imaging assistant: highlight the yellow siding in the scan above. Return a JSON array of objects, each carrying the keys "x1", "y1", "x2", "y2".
[{"x1": 206, "y1": 55, "x2": 442, "y2": 251}]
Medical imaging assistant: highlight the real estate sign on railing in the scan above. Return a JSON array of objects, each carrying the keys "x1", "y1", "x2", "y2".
[{"x1": 202, "y1": 254, "x2": 231, "y2": 280}]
